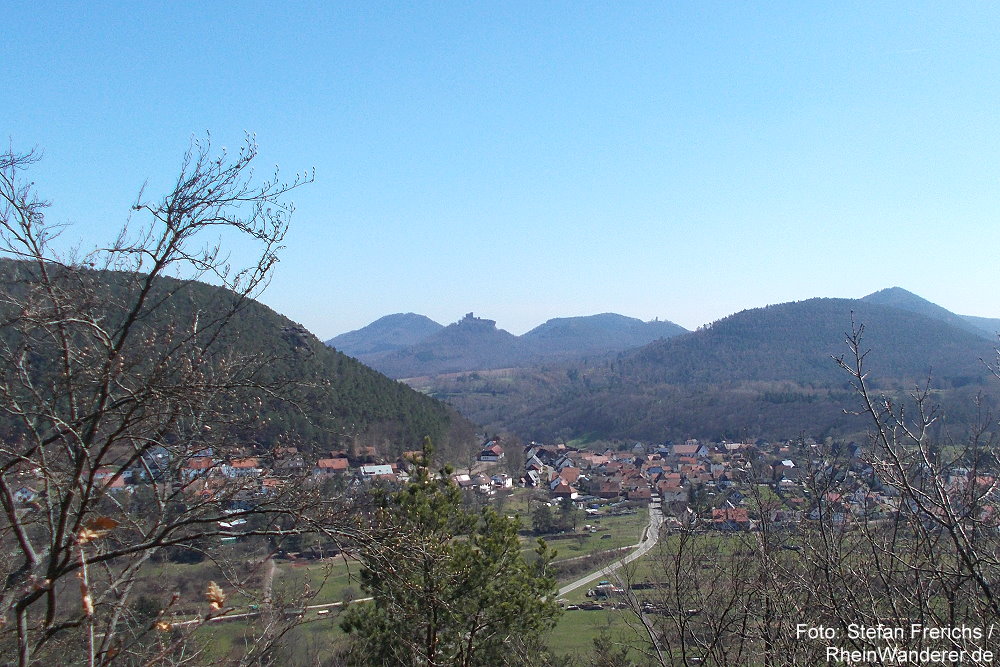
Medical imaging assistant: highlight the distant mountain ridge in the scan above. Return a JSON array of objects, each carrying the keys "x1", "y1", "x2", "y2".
[
  {"x1": 326, "y1": 313, "x2": 443, "y2": 361},
  {"x1": 373, "y1": 313, "x2": 522, "y2": 378},
  {"x1": 418, "y1": 288, "x2": 1000, "y2": 444},
  {"x1": 327, "y1": 312, "x2": 689, "y2": 378},
  {"x1": 961, "y1": 315, "x2": 1000, "y2": 338},
  {"x1": 624, "y1": 297, "x2": 993, "y2": 385},
  {"x1": 522, "y1": 313, "x2": 687, "y2": 357},
  {"x1": 861, "y1": 287, "x2": 995, "y2": 340}
]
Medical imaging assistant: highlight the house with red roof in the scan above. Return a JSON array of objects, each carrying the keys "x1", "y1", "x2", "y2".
[
  {"x1": 223, "y1": 458, "x2": 261, "y2": 478},
  {"x1": 552, "y1": 482, "x2": 579, "y2": 500},
  {"x1": 181, "y1": 456, "x2": 215, "y2": 481},
  {"x1": 478, "y1": 442, "x2": 505, "y2": 462},
  {"x1": 313, "y1": 457, "x2": 350, "y2": 476},
  {"x1": 712, "y1": 507, "x2": 751, "y2": 530}
]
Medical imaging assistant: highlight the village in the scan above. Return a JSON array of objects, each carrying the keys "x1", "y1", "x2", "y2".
[
  {"x1": 464, "y1": 437, "x2": 969, "y2": 534},
  {"x1": 8, "y1": 430, "x2": 999, "y2": 659},
  {"x1": 13, "y1": 434, "x2": 991, "y2": 541}
]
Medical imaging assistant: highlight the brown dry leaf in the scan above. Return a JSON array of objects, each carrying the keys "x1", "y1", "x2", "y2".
[
  {"x1": 205, "y1": 580, "x2": 226, "y2": 610},
  {"x1": 155, "y1": 621, "x2": 172, "y2": 632},
  {"x1": 86, "y1": 516, "x2": 119, "y2": 531},
  {"x1": 77, "y1": 516, "x2": 120, "y2": 544}
]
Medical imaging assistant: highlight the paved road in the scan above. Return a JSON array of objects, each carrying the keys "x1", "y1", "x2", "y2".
[
  {"x1": 557, "y1": 502, "x2": 663, "y2": 597},
  {"x1": 171, "y1": 506, "x2": 665, "y2": 628}
]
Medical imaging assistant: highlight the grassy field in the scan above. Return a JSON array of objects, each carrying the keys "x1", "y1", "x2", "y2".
[
  {"x1": 546, "y1": 606, "x2": 654, "y2": 661},
  {"x1": 181, "y1": 555, "x2": 363, "y2": 662},
  {"x1": 495, "y1": 488, "x2": 650, "y2": 581},
  {"x1": 135, "y1": 556, "x2": 261, "y2": 615},
  {"x1": 193, "y1": 607, "x2": 351, "y2": 663},
  {"x1": 156, "y1": 552, "x2": 671, "y2": 664},
  {"x1": 271, "y1": 555, "x2": 364, "y2": 606},
  {"x1": 193, "y1": 592, "x2": 660, "y2": 663},
  {"x1": 168, "y1": 522, "x2": 662, "y2": 661},
  {"x1": 139, "y1": 509, "x2": 653, "y2": 605},
  {"x1": 497, "y1": 486, "x2": 542, "y2": 516},
  {"x1": 133, "y1": 493, "x2": 658, "y2": 662},
  {"x1": 546, "y1": 508, "x2": 648, "y2": 562}
]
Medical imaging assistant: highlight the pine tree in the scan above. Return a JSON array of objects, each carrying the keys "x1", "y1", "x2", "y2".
[{"x1": 342, "y1": 438, "x2": 562, "y2": 666}]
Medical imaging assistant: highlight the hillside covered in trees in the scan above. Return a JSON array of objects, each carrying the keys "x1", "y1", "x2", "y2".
[
  {"x1": 0, "y1": 258, "x2": 475, "y2": 461},
  {"x1": 331, "y1": 311, "x2": 687, "y2": 378},
  {"x1": 326, "y1": 312, "x2": 445, "y2": 363},
  {"x1": 418, "y1": 295, "x2": 999, "y2": 444}
]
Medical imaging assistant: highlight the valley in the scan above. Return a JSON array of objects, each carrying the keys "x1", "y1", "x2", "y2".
[{"x1": 330, "y1": 288, "x2": 1000, "y2": 445}]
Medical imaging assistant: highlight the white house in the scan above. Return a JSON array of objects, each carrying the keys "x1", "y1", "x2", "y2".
[
  {"x1": 359, "y1": 464, "x2": 394, "y2": 478},
  {"x1": 478, "y1": 442, "x2": 505, "y2": 462}
]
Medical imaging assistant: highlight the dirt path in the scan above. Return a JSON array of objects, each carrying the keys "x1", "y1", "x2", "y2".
[{"x1": 261, "y1": 557, "x2": 277, "y2": 608}]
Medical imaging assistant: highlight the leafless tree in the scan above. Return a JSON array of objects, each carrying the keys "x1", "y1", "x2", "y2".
[
  {"x1": 829, "y1": 323, "x2": 1000, "y2": 654},
  {"x1": 0, "y1": 137, "x2": 369, "y2": 665},
  {"x1": 608, "y1": 323, "x2": 1000, "y2": 665}
]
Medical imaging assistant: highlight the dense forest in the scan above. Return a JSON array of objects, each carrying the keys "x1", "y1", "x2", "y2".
[
  {"x1": 0, "y1": 258, "x2": 476, "y2": 460},
  {"x1": 418, "y1": 297, "x2": 999, "y2": 444},
  {"x1": 624, "y1": 298, "x2": 994, "y2": 387}
]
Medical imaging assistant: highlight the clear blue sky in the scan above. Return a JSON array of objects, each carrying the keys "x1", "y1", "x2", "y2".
[{"x1": 4, "y1": 2, "x2": 999, "y2": 337}]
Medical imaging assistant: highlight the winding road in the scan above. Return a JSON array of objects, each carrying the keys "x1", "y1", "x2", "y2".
[
  {"x1": 557, "y1": 502, "x2": 663, "y2": 597},
  {"x1": 171, "y1": 504, "x2": 665, "y2": 628}
]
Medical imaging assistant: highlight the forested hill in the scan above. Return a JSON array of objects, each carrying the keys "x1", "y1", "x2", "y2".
[
  {"x1": 520, "y1": 313, "x2": 687, "y2": 358},
  {"x1": 424, "y1": 295, "x2": 998, "y2": 443},
  {"x1": 623, "y1": 297, "x2": 994, "y2": 386},
  {"x1": 334, "y1": 311, "x2": 688, "y2": 378},
  {"x1": 0, "y1": 259, "x2": 475, "y2": 460},
  {"x1": 962, "y1": 315, "x2": 1000, "y2": 339},
  {"x1": 372, "y1": 313, "x2": 523, "y2": 378},
  {"x1": 326, "y1": 313, "x2": 444, "y2": 361},
  {"x1": 861, "y1": 287, "x2": 996, "y2": 340},
  {"x1": 861, "y1": 287, "x2": 1000, "y2": 340}
]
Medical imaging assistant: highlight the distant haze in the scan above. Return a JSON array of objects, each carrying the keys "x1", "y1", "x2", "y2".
[
  {"x1": 5, "y1": 4, "x2": 1000, "y2": 339},
  {"x1": 327, "y1": 311, "x2": 688, "y2": 377},
  {"x1": 417, "y1": 287, "x2": 1000, "y2": 443}
]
